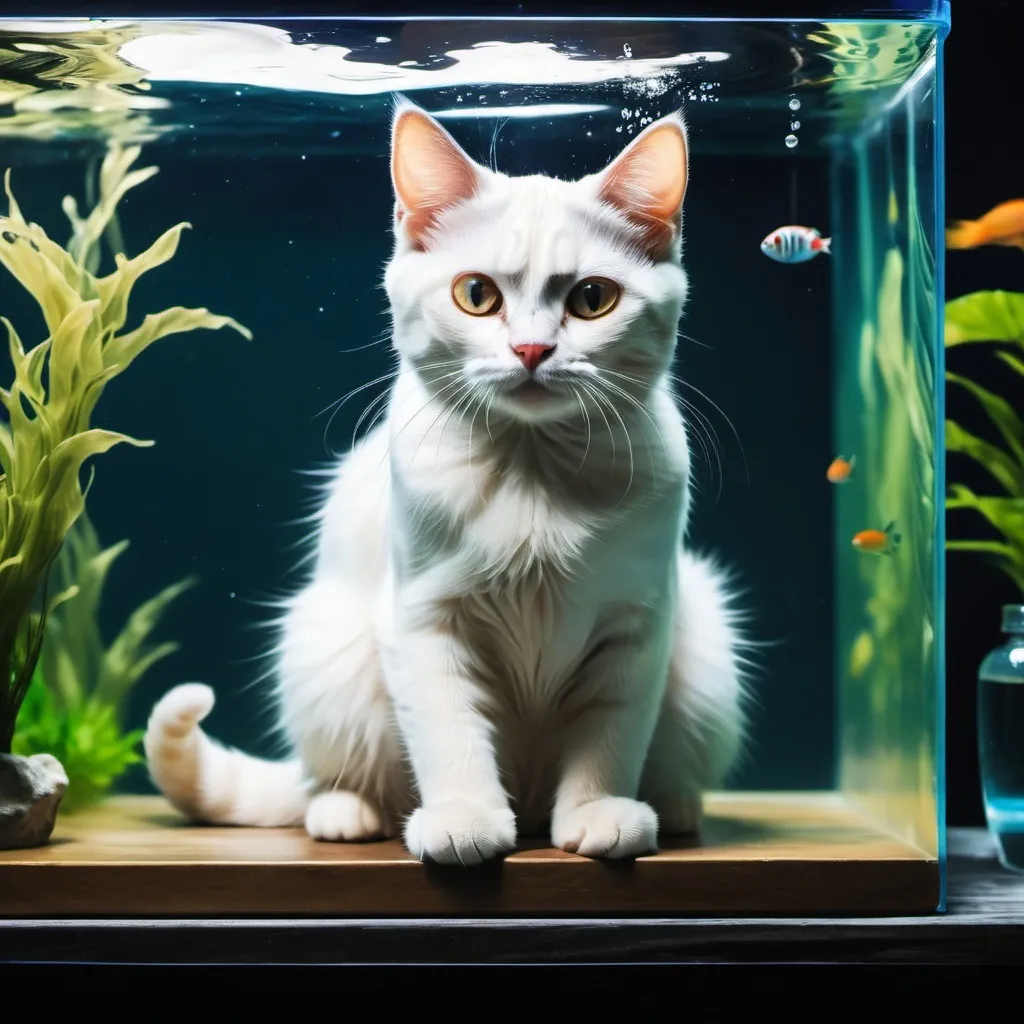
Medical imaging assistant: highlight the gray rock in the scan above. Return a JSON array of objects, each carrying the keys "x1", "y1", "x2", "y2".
[{"x1": 0, "y1": 752, "x2": 68, "y2": 850}]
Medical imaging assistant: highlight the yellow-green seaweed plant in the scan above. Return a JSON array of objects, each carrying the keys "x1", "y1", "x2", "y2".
[
  {"x1": 13, "y1": 511, "x2": 195, "y2": 811},
  {"x1": 0, "y1": 22, "x2": 168, "y2": 145},
  {"x1": 805, "y1": 22, "x2": 931, "y2": 94},
  {"x1": 0, "y1": 142, "x2": 251, "y2": 753},
  {"x1": 945, "y1": 289, "x2": 1024, "y2": 592}
]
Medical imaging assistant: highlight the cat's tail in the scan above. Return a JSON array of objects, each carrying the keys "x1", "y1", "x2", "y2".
[{"x1": 144, "y1": 683, "x2": 308, "y2": 827}]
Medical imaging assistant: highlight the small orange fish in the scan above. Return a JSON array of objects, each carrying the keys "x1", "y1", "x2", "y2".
[
  {"x1": 946, "y1": 199, "x2": 1024, "y2": 251},
  {"x1": 827, "y1": 454, "x2": 856, "y2": 483},
  {"x1": 852, "y1": 521, "x2": 901, "y2": 556}
]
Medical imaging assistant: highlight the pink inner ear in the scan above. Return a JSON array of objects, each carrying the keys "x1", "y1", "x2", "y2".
[
  {"x1": 597, "y1": 118, "x2": 688, "y2": 260},
  {"x1": 392, "y1": 109, "x2": 481, "y2": 250}
]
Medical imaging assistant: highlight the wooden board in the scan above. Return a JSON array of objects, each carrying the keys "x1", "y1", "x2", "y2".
[{"x1": 0, "y1": 793, "x2": 940, "y2": 916}]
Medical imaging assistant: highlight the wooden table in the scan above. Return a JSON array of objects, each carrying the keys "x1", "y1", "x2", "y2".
[
  {"x1": 0, "y1": 793, "x2": 938, "y2": 916},
  {"x1": 4, "y1": 802, "x2": 1019, "y2": 964}
]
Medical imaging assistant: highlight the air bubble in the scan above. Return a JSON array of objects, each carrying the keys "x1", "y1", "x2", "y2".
[
  {"x1": 789, "y1": 97, "x2": 801, "y2": 111},
  {"x1": 623, "y1": 43, "x2": 632, "y2": 58},
  {"x1": 375, "y1": 35, "x2": 391, "y2": 42},
  {"x1": 785, "y1": 134, "x2": 799, "y2": 149},
  {"x1": 790, "y1": 120, "x2": 801, "y2": 131}
]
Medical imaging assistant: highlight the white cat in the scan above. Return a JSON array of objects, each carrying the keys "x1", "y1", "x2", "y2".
[{"x1": 144, "y1": 101, "x2": 751, "y2": 865}]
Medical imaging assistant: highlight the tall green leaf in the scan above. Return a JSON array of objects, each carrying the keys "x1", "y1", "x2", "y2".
[
  {"x1": 947, "y1": 371, "x2": 1024, "y2": 470},
  {"x1": 946, "y1": 419, "x2": 1024, "y2": 495},
  {"x1": 946, "y1": 290, "x2": 1024, "y2": 348}
]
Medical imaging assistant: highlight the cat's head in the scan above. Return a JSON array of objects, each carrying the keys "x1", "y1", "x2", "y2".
[{"x1": 383, "y1": 101, "x2": 689, "y2": 426}]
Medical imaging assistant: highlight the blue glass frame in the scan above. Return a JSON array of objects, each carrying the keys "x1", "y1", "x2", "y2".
[
  {"x1": 0, "y1": 0, "x2": 952, "y2": 920},
  {"x1": 16, "y1": 2, "x2": 953, "y2": 23}
]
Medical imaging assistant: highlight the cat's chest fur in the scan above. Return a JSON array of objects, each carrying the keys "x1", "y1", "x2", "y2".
[
  {"x1": 394, "y1": 451, "x2": 663, "y2": 706},
  {"x1": 397, "y1": 463, "x2": 608, "y2": 695}
]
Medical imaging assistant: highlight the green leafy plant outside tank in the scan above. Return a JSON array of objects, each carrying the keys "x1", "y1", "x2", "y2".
[
  {"x1": 945, "y1": 290, "x2": 1024, "y2": 592},
  {"x1": 12, "y1": 512, "x2": 195, "y2": 812},
  {"x1": 0, "y1": 143, "x2": 251, "y2": 754}
]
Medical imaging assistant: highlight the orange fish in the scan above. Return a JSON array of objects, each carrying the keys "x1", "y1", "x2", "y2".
[
  {"x1": 827, "y1": 454, "x2": 856, "y2": 483},
  {"x1": 852, "y1": 521, "x2": 901, "y2": 556},
  {"x1": 946, "y1": 199, "x2": 1024, "y2": 251}
]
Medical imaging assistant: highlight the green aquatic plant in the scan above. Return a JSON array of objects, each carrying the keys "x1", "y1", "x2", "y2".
[
  {"x1": 945, "y1": 289, "x2": 1024, "y2": 594},
  {"x1": 12, "y1": 512, "x2": 194, "y2": 811},
  {"x1": 0, "y1": 141, "x2": 251, "y2": 754},
  {"x1": 806, "y1": 22, "x2": 927, "y2": 93}
]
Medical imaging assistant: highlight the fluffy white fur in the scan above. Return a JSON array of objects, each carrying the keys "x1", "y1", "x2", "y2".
[{"x1": 144, "y1": 102, "x2": 750, "y2": 864}]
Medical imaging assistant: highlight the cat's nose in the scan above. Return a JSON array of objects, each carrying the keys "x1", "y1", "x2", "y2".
[{"x1": 511, "y1": 343, "x2": 556, "y2": 374}]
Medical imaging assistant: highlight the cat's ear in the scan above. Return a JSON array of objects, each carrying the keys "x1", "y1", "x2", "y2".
[
  {"x1": 391, "y1": 102, "x2": 484, "y2": 250},
  {"x1": 595, "y1": 111, "x2": 689, "y2": 260}
]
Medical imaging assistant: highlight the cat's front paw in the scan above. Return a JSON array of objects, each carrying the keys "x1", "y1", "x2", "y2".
[
  {"x1": 553, "y1": 796, "x2": 658, "y2": 859},
  {"x1": 404, "y1": 801, "x2": 516, "y2": 866}
]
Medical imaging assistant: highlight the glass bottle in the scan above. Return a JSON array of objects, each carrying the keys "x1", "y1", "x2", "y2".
[{"x1": 978, "y1": 604, "x2": 1024, "y2": 871}]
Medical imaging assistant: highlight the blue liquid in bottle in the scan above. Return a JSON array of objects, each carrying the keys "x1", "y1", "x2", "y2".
[{"x1": 978, "y1": 605, "x2": 1024, "y2": 871}]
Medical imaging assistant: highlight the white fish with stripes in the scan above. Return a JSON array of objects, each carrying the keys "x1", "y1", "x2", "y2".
[{"x1": 760, "y1": 224, "x2": 831, "y2": 263}]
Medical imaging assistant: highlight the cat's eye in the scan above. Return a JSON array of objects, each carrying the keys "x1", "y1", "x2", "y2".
[
  {"x1": 566, "y1": 278, "x2": 621, "y2": 320},
  {"x1": 452, "y1": 273, "x2": 503, "y2": 317}
]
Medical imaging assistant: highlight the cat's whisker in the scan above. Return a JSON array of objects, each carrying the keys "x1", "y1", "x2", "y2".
[
  {"x1": 342, "y1": 368, "x2": 464, "y2": 454},
  {"x1": 678, "y1": 329, "x2": 712, "y2": 350},
  {"x1": 434, "y1": 382, "x2": 482, "y2": 473},
  {"x1": 597, "y1": 371, "x2": 669, "y2": 447},
  {"x1": 465, "y1": 384, "x2": 488, "y2": 507},
  {"x1": 588, "y1": 379, "x2": 635, "y2": 506},
  {"x1": 407, "y1": 377, "x2": 474, "y2": 472},
  {"x1": 349, "y1": 387, "x2": 392, "y2": 451},
  {"x1": 407, "y1": 379, "x2": 472, "y2": 470},
  {"x1": 357, "y1": 367, "x2": 462, "y2": 445},
  {"x1": 316, "y1": 368, "x2": 401, "y2": 422},
  {"x1": 483, "y1": 392, "x2": 496, "y2": 443},
  {"x1": 603, "y1": 363, "x2": 725, "y2": 499},
  {"x1": 666, "y1": 373, "x2": 750, "y2": 486},
  {"x1": 594, "y1": 375, "x2": 666, "y2": 484},
  {"x1": 560, "y1": 385, "x2": 593, "y2": 489},
  {"x1": 383, "y1": 375, "x2": 467, "y2": 471},
  {"x1": 317, "y1": 358, "x2": 460, "y2": 425},
  {"x1": 577, "y1": 379, "x2": 616, "y2": 474},
  {"x1": 678, "y1": 396, "x2": 723, "y2": 504},
  {"x1": 335, "y1": 326, "x2": 391, "y2": 355}
]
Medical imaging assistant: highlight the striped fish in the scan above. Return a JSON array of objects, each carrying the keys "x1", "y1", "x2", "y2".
[{"x1": 760, "y1": 225, "x2": 831, "y2": 263}]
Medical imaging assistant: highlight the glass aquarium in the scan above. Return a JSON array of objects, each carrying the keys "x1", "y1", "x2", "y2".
[{"x1": 0, "y1": 3, "x2": 948, "y2": 918}]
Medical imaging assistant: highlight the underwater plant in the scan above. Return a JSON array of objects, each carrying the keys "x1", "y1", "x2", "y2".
[
  {"x1": 0, "y1": 142, "x2": 251, "y2": 756},
  {"x1": 804, "y1": 21, "x2": 935, "y2": 121},
  {"x1": 12, "y1": 512, "x2": 194, "y2": 812},
  {"x1": 945, "y1": 288, "x2": 1024, "y2": 593},
  {"x1": 0, "y1": 22, "x2": 168, "y2": 144}
]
